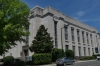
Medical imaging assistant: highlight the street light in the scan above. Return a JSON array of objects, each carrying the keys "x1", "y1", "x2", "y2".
[{"x1": 61, "y1": 24, "x2": 69, "y2": 57}]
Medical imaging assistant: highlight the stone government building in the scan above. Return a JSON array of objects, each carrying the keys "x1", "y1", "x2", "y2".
[{"x1": 0, "y1": 6, "x2": 100, "y2": 60}]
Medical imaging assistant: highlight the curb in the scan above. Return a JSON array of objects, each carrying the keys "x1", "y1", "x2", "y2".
[
  {"x1": 75, "y1": 60, "x2": 96, "y2": 63},
  {"x1": 29, "y1": 60, "x2": 96, "y2": 66}
]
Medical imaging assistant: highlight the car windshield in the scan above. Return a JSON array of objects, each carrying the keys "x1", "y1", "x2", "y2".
[
  {"x1": 97, "y1": 54, "x2": 100, "y2": 56},
  {"x1": 60, "y1": 57, "x2": 69, "y2": 59}
]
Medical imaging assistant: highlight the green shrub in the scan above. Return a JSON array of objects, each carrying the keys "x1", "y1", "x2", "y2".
[
  {"x1": 14, "y1": 60, "x2": 25, "y2": 66},
  {"x1": 51, "y1": 48, "x2": 64, "y2": 62},
  {"x1": 32, "y1": 53, "x2": 52, "y2": 65},
  {"x1": 26, "y1": 61, "x2": 33, "y2": 65},
  {"x1": 80, "y1": 56, "x2": 94, "y2": 60},
  {"x1": 92, "y1": 54, "x2": 97, "y2": 59},
  {"x1": 3, "y1": 56, "x2": 14, "y2": 66},
  {"x1": 65, "y1": 50, "x2": 74, "y2": 59},
  {"x1": 13, "y1": 61, "x2": 26, "y2": 66}
]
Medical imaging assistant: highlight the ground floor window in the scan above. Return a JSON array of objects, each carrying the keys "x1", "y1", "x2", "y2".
[
  {"x1": 92, "y1": 48, "x2": 94, "y2": 55},
  {"x1": 83, "y1": 47, "x2": 86, "y2": 56},
  {"x1": 88, "y1": 48, "x2": 90, "y2": 56},
  {"x1": 65, "y1": 45, "x2": 69, "y2": 50},
  {"x1": 72, "y1": 46, "x2": 75, "y2": 56},
  {"x1": 78, "y1": 47, "x2": 81, "y2": 56}
]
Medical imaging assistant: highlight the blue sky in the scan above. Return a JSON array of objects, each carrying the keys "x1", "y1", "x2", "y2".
[{"x1": 22, "y1": 0, "x2": 100, "y2": 32}]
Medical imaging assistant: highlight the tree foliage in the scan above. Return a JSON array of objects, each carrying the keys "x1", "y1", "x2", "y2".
[
  {"x1": 65, "y1": 49, "x2": 74, "y2": 59},
  {"x1": 0, "y1": 0, "x2": 29, "y2": 55},
  {"x1": 52, "y1": 48, "x2": 64, "y2": 62},
  {"x1": 29, "y1": 25, "x2": 53, "y2": 53}
]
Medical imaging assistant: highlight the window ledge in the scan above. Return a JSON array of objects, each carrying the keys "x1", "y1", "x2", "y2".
[{"x1": 72, "y1": 42, "x2": 75, "y2": 44}]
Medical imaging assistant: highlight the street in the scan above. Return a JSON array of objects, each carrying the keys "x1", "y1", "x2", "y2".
[
  {"x1": 67, "y1": 60, "x2": 100, "y2": 66},
  {"x1": 49, "y1": 60, "x2": 100, "y2": 66}
]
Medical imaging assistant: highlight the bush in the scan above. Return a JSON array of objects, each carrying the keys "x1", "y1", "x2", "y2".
[
  {"x1": 65, "y1": 50, "x2": 74, "y2": 59},
  {"x1": 10, "y1": 59, "x2": 25, "y2": 66},
  {"x1": 32, "y1": 53, "x2": 52, "y2": 65},
  {"x1": 80, "y1": 56, "x2": 94, "y2": 60},
  {"x1": 3, "y1": 56, "x2": 14, "y2": 66},
  {"x1": 51, "y1": 48, "x2": 64, "y2": 62},
  {"x1": 14, "y1": 60, "x2": 25, "y2": 66},
  {"x1": 26, "y1": 61, "x2": 33, "y2": 65},
  {"x1": 92, "y1": 54, "x2": 97, "y2": 59}
]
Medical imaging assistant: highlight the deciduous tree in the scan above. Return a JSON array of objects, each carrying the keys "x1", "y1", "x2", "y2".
[{"x1": 0, "y1": 0, "x2": 29, "y2": 55}]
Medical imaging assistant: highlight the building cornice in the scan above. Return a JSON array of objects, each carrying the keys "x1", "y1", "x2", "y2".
[{"x1": 30, "y1": 6, "x2": 98, "y2": 34}]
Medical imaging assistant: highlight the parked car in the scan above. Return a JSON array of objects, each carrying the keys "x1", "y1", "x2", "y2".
[
  {"x1": 56, "y1": 57, "x2": 74, "y2": 66},
  {"x1": 0, "y1": 59, "x2": 4, "y2": 66},
  {"x1": 97, "y1": 54, "x2": 100, "y2": 60}
]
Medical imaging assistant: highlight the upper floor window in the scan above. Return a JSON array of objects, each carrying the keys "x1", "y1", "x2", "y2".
[
  {"x1": 82, "y1": 31, "x2": 85, "y2": 43},
  {"x1": 77, "y1": 30, "x2": 80, "y2": 42},
  {"x1": 65, "y1": 26, "x2": 68, "y2": 40},
  {"x1": 26, "y1": 36, "x2": 29, "y2": 44},
  {"x1": 90, "y1": 34, "x2": 93, "y2": 46},
  {"x1": 86, "y1": 33, "x2": 89, "y2": 44},
  {"x1": 71, "y1": 27, "x2": 74, "y2": 41},
  {"x1": 54, "y1": 21, "x2": 58, "y2": 48}
]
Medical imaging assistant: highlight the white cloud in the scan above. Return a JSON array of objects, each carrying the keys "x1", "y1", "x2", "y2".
[
  {"x1": 76, "y1": 11, "x2": 85, "y2": 17},
  {"x1": 71, "y1": 11, "x2": 86, "y2": 20},
  {"x1": 81, "y1": 18, "x2": 100, "y2": 22}
]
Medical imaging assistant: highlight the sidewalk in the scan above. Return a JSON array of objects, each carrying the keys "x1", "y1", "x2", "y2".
[
  {"x1": 31, "y1": 59, "x2": 96, "y2": 66},
  {"x1": 75, "y1": 59, "x2": 96, "y2": 63}
]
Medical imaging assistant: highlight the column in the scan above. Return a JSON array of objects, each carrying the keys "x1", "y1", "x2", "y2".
[
  {"x1": 88, "y1": 33, "x2": 93, "y2": 56},
  {"x1": 74, "y1": 28, "x2": 79, "y2": 56},
  {"x1": 84, "y1": 31, "x2": 88, "y2": 56},
  {"x1": 80, "y1": 30, "x2": 84, "y2": 56},
  {"x1": 88, "y1": 33, "x2": 92, "y2": 56},
  {"x1": 68, "y1": 26, "x2": 72, "y2": 50}
]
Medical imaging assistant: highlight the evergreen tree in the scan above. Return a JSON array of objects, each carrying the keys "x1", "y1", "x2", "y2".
[{"x1": 29, "y1": 25, "x2": 53, "y2": 53}]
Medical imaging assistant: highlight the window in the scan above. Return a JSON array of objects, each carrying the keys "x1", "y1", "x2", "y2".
[
  {"x1": 96, "y1": 35, "x2": 98, "y2": 47},
  {"x1": 54, "y1": 21, "x2": 58, "y2": 48},
  {"x1": 72, "y1": 46, "x2": 75, "y2": 55},
  {"x1": 10, "y1": 53, "x2": 12, "y2": 56},
  {"x1": 86, "y1": 33, "x2": 89, "y2": 44},
  {"x1": 88, "y1": 48, "x2": 90, "y2": 56},
  {"x1": 24, "y1": 50, "x2": 29, "y2": 56},
  {"x1": 92, "y1": 48, "x2": 94, "y2": 55},
  {"x1": 83, "y1": 47, "x2": 86, "y2": 56},
  {"x1": 26, "y1": 28, "x2": 29, "y2": 44},
  {"x1": 78, "y1": 47, "x2": 81, "y2": 56},
  {"x1": 65, "y1": 27, "x2": 68, "y2": 40},
  {"x1": 90, "y1": 34, "x2": 93, "y2": 46},
  {"x1": 65, "y1": 45, "x2": 69, "y2": 50},
  {"x1": 71, "y1": 28, "x2": 74, "y2": 41},
  {"x1": 82, "y1": 31, "x2": 85, "y2": 43},
  {"x1": 26, "y1": 36, "x2": 29, "y2": 44},
  {"x1": 77, "y1": 30, "x2": 80, "y2": 42}
]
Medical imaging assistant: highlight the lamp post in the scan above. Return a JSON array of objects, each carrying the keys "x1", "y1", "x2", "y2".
[{"x1": 61, "y1": 24, "x2": 69, "y2": 57}]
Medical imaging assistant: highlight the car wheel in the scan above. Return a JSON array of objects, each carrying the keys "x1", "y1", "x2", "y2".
[
  {"x1": 56, "y1": 64, "x2": 59, "y2": 66},
  {"x1": 72, "y1": 62, "x2": 74, "y2": 65},
  {"x1": 63, "y1": 63, "x2": 66, "y2": 66}
]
